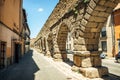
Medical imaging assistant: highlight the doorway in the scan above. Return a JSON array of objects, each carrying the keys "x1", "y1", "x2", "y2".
[{"x1": 14, "y1": 43, "x2": 21, "y2": 63}]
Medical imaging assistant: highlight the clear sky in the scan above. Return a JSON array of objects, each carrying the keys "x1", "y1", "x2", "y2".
[{"x1": 23, "y1": 0, "x2": 59, "y2": 38}]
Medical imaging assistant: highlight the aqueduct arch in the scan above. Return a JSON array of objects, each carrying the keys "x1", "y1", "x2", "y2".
[
  {"x1": 57, "y1": 23, "x2": 69, "y2": 61},
  {"x1": 47, "y1": 33, "x2": 54, "y2": 57},
  {"x1": 34, "y1": 0, "x2": 120, "y2": 78}
]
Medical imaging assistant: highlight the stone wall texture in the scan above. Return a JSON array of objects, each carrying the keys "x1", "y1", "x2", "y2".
[
  {"x1": 34, "y1": 0, "x2": 120, "y2": 78},
  {"x1": 35, "y1": 0, "x2": 119, "y2": 59}
]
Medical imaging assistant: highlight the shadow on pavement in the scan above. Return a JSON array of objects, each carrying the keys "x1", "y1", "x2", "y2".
[
  {"x1": 0, "y1": 50, "x2": 40, "y2": 80},
  {"x1": 102, "y1": 73, "x2": 120, "y2": 80},
  {"x1": 64, "y1": 59, "x2": 74, "y2": 67},
  {"x1": 64, "y1": 56, "x2": 120, "y2": 80}
]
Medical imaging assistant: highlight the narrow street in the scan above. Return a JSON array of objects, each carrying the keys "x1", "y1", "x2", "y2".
[
  {"x1": 0, "y1": 49, "x2": 120, "y2": 80},
  {"x1": 0, "y1": 49, "x2": 68, "y2": 80},
  {"x1": 1, "y1": 0, "x2": 120, "y2": 80},
  {"x1": 102, "y1": 58, "x2": 120, "y2": 80},
  {"x1": 0, "y1": 49, "x2": 88, "y2": 80}
]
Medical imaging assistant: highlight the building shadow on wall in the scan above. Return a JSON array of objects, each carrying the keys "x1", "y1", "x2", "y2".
[{"x1": 0, "y1": 50, "x2": 40, "y2": 80}]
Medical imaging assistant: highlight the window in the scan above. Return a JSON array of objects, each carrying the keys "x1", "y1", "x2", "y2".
[
  {"x1": 101, "y1": 41, "x2": 107, "y2": 51},
  {"x1": 101, "y1": 27, "x2": 106, "y2": 37},
  {"x1": 0, "y1": 41, "x2": 6, "y2": 69},
  {"x1": 101, "y1": 31, "x2": 106, "y2": 37}
]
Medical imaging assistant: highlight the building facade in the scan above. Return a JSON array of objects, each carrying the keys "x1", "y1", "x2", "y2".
[
  {"x1": 0, "y1": 0, "x2": 30, "y2": 69},
  {"x1": 66, "y1": 32, "x2": 74, "y2": 53},
  {"x1": 22, "y1": 9, "x2": 31, "y2": 53},
  {"x1": 99, "y1": 15, "x2": 114, "y2": 57},
  {"x1": 30, "y1": 38, "x2": 35, "y2": 48},
  {"x1": 66, "y1": 15, "x2": 115, "y2": 57},
  {"x1": 113, "y1": 4, "x2": 120, "y2": 55},
  {"x1": 99, "y1": 3, "x2": 120, "y2": 57}
]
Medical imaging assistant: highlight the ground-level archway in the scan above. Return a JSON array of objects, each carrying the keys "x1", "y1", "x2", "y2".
[
  {"x1": 57, "y1": 23, "x2": 69, "y2": 61},
  {"x1": 47, "y1": 33, "x2": 54, "y2": 57}
]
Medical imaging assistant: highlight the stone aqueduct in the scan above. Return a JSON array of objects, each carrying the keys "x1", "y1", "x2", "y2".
[{"x1": 34, "y1": 0, "x2": 120, "y2": 78}]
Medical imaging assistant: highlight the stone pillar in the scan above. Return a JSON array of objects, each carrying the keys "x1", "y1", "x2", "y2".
[
  {"x1": 39, "y1": 39, "x2": 42, "y2": 52},
  {"x1": 45, "y1": 39, "x2": 51, "y2": 57},
  {"x1": 52, "y1": 34, "x2": 62, "y2": 61},
  {"x1": 43, "y1": 38, "x2": 47, "y2": 55},
  {"x1": 41, "y1": 38, "x2": 45, "y2": 54},
  {"x1": 71, "y1": 27, "x2": 108, "y2": 78},
  {"x1": 73, "y1": 51, "x2": 102, "y2": 67},
  {"x1": 72, "y1": 36, "x2": 108, "y2": 78},
  {"x1": 39, "y1": 38, "x2": 43, "y2": 52},
  {"x1": 73, "y1": 51, "x2": 108, "y2": 78}
]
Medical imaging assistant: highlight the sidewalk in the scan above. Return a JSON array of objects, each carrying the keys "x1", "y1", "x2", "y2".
[
  {"x1": 105, "y1": 57, "x2": 115, "y2": 60},
  {"x1": 0, "y1": 50, "x2": 67, "y2": 80},
  {"x1": 34, "y1": 49, "x2": 105, "y2": 80},
  {"x1": 0, "y1": 49, "x2": 105, "y2": 80},
  {"x1": 37, "y1": 51, "x2": 84, "y2": 80},
  {"x1": 102, "y1": 57, "x2": 116, "y2": 63}
]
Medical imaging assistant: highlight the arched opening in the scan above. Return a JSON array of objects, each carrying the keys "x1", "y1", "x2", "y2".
[
  {"x1": 47, "y1": 33, "x2": 54, "y2": 57},
  {"x1": 43, "y1": 37, "x2": 46, "y2": 55},
  {"x1": 71, "y1": 2, "x2": 120, "y2": 78},
  {"x1": 57, "y1": 23, "x2": 69, "y2": 61},
  {"x1": 40, "y1": 38, "x2": 43, "y2": 52}
]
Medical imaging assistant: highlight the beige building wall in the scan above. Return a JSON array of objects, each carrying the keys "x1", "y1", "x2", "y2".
[
  {"x1": 25, "y1": 37, "x2": 30, "y2": 53},
  {"x1": 0, "y1": 23, "x2": 19, "y2": 65},
  {"x1": 0, "y1": 0, "x2": 22, "y2": 32},
  {"x1": 0, "y1": 0, "x2": 23, "y2": 67},
  {"x1": 106, "y1": 28, "x2": 113, "y2": 57},
  {"x1": 113, "y1": 4, "x2": 120, "y2": 55},
  {"x1": 66, "y1": 32, "x2": 74, "y2": 52},
  {"x1": 99, "y1": 15, "x2": 114, "y2": 57}
]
